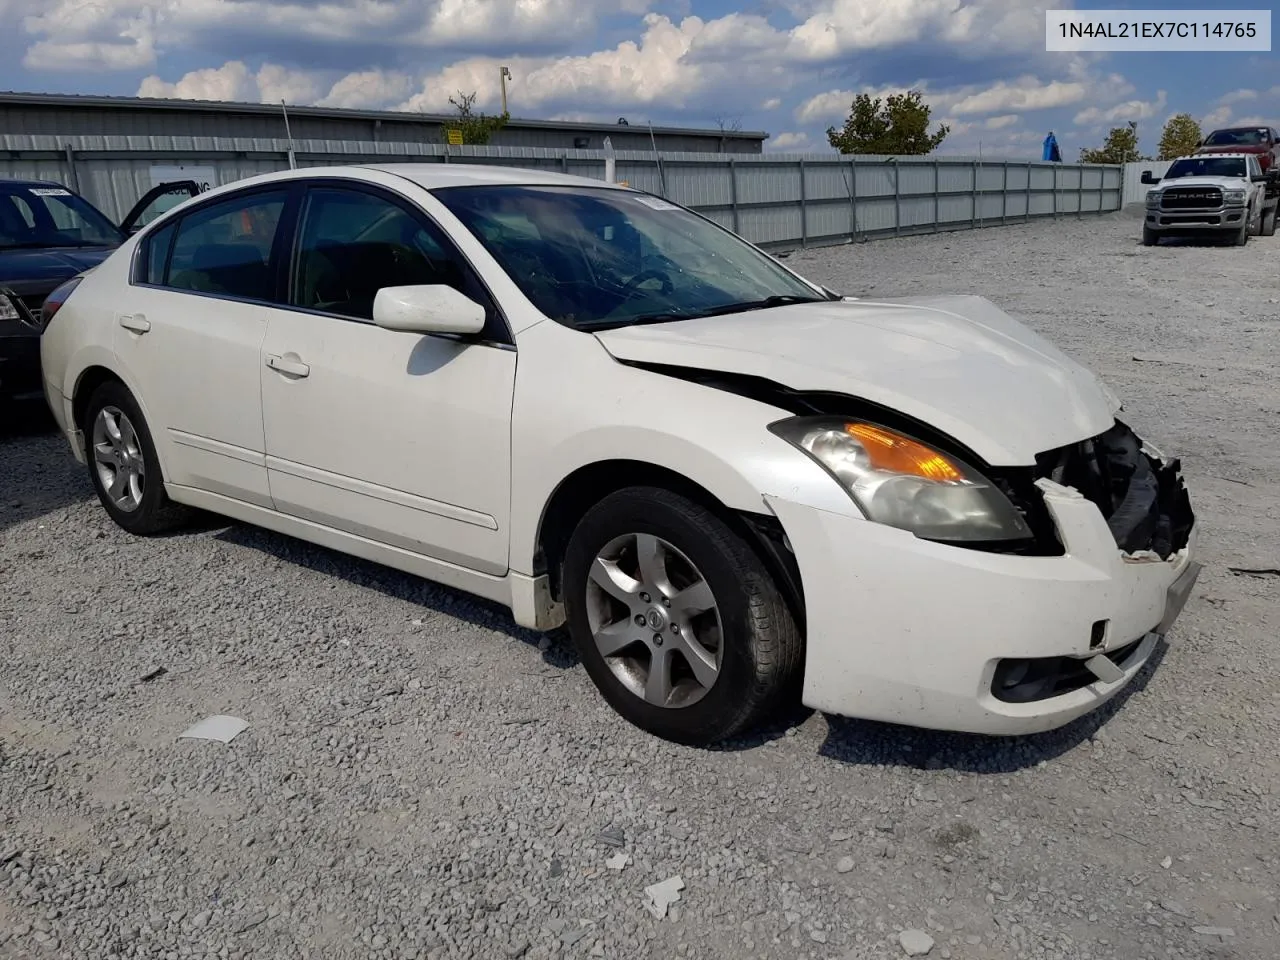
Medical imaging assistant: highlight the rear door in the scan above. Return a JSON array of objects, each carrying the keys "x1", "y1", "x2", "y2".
[
  {"x1": 113, "y1": 184, "x2": 296, "y2": 507},
  {"x1": 259, "y1": 179, "x2": 516, "y2": 574}
]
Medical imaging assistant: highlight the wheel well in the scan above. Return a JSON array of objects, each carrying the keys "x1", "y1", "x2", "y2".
[
  {"x1": 536, "y1": 460, "x2": 806, "y2": 629},
  {"x1": 71, "y1": 366, "x2": 123, "y2": 431}
]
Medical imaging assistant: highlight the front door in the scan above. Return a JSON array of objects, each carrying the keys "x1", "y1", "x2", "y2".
[
  {"x1": 120, "y1": 181, "x2": 202, "y2": 235},
  {"x1": 113, "y1": 185, "x2": 291, "y2": 508},
  {"x1": 260, "y1": 182, "x2": 516, "y2": 575}
]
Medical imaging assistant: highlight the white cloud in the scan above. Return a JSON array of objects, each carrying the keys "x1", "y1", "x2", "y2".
[
  {"x1": 1219, "y1": 88, "x2": 1258, "y2": 105},
  {"x1": 761, "y1": 97, "x2": 782, "y2": 110},
  {"x1": 947, "y1": 77, "x2": 1086, "y2": 116},
  {"x1": 1200, "y1": 105, "x2": 1233, "y2": 128},
  {"x1": 318, "y1": 70, "x2": 415, "y2": 110},
  {"x1": 767, "y1": 131, "x2": 810, "y2": 150},
  {"x1": 138, "y1": 61, "x2": 319, "y2": 105},
  {"x1": 1073, "y1": 90, "x2": 1168, "y2": 128},
  {"x1": 984, "y1": 114, "x2": 1018, "y2": 130}
]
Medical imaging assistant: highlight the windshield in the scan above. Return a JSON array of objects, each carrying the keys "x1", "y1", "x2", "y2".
[
  {"x1": 1203, "y1": 128, "x2": 1266, "y2": 146},
  {"x1": 431, "y1": 184, "x2": 832, "y2": 329},
  {"x1": 0, "y1": 183, "x2": 124, "y2": 250},
  {"x1": 1166, "y1": 157, "x2": 1246, "y2": 179}
]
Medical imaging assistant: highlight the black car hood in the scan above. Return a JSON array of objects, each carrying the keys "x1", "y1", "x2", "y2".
[{"x1": 0, "y1": 246, "x2": 115, "y2": 297}]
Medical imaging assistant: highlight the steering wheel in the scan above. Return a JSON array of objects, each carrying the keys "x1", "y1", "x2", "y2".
[{"x1": 620, "y1": 269, "x2": 674, "y2": 298}]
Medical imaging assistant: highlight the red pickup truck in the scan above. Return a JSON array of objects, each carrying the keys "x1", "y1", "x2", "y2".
[{"x1": 1197, "y1": 126, "x2": 1280, "y2": 172}]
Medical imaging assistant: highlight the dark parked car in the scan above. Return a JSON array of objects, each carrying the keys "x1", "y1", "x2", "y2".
[{"x1": 0, "y1": 177, "x2": 200, "y2": 403}]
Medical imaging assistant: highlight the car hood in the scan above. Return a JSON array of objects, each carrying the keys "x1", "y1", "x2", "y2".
[
  {"x1": 1156, "y1": 175, "x2": 1247, "y2": 189},
  {"x1": 592, "y1": 295, "x2": 1120, "y2": 466},
  {"x1": 0, "y1": 246, "x2": 115, "y2": 294}
]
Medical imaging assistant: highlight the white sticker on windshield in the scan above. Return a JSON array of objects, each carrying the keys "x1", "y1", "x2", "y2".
[
  {"x1": 633, "y1": 195, "x2": 680, "y2": 211},
  {"x1": 29, "y1": 188, "x2": 71, "y2": 196}
]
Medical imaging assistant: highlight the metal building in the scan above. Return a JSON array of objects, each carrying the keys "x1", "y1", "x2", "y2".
[{"x1": 0, "y1": 91, "x2": 767, "y2": 154}]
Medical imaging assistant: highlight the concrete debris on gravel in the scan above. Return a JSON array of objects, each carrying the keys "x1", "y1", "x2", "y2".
[
  {"x1": 177, "y1": 715, "x2": 250, "y2": 744},
  {"x1": 898, "y1": 928, "x2": 935, "y2": 956},
  {"x1": 642, "y1": 876, "x2": 685, "y2": 919},
  {"x1": 2, "y1": 213, "x2": 1279, "y2": 959},
  {"x1": 605, "y1": 852, "x2": 631, "y2": 871}
]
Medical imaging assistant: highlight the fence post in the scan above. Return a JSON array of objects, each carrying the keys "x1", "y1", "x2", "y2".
[
  {"x1": 560, "y1": 152, "x2": 569, "y2": 174},
  {"x1": 729, "y1": 158, "x2": 741, "y2": 234},
  {"x1": 933, "y1": 159, "x2": 941, "y2": 233},
  {"x1": 63, "y1": 143, "x2": 81, "y2": 194},
  {"x1": 1001, "y1": 163, "x2": 1008, "y2": 224},
  {"x1": 1053, "y1": 165, "x2": 1059, "y2": 218},
  {"x1": 799, "y1": 157, "x2": 807, "y2": 248},
  {"x1": 893, "y1": 158, "x2": 901, "y2": 236},
  {"x1": 971, "y1": 159, "x2": 978, "y2": 229},
  {"x1": 850, "y1": 157, "x2": 859, "y2": 241},
  {"x1": 1026, "y1": 162, "x2": 1032, "y2": 222}
]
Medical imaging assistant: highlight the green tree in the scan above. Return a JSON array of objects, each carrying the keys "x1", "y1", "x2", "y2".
[
  {"x1": 1157, "y1": 113, "x2": 1202, "y2": 160},
  {"x1": 1080, "y1": 121, "x2": 1145, "y2": 164},
  {"x1": 443, "y1": 90, "x2": 510, "y2": 146},
  {"x1": 826, "y1": 90, "x2": 949, "y2": 155}
]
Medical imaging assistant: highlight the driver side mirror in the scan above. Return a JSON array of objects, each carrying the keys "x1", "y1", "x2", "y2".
[
  {"x1": 1140, "y1": 170, "x2": 1160, "y2": 184},
  {"x1": 373, "y1": 285, "x2": 487, "y2": 337}
]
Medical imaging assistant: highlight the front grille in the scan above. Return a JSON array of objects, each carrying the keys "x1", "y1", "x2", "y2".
[
  {"x1": 1034, "y1": 420, "x2": 1194, "y2": 559},
  {"x1": 1161, "y1": 187, "x2": 1223, "y2": 210}
]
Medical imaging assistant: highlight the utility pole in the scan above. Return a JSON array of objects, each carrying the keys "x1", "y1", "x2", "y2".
[
  {"x1": 281, "y1": 100, "x2": 297, "y2": 170},
  {"x1": 500, "y1": 66, "x2": 512, "y2": 115}
]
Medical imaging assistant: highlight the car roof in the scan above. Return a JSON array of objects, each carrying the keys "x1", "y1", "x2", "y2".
[
  {"x1": 1185, "y1": 152, "x2": 1254, "y2": 160},
  {"x1": 359, "y1": 163, "x2": 629, "y2": 191},
  {"x1": 0, "y1": 177, "x2": 73, "y2": 189}
]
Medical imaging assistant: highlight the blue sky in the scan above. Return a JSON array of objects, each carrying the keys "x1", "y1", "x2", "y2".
[{"x1": 0, "y1": 0, "x2": 1275, "y2": 158}]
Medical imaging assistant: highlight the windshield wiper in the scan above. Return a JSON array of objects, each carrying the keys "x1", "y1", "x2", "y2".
[{"x1": 583, "y1": 294, "x2": 838, "y2": 331}]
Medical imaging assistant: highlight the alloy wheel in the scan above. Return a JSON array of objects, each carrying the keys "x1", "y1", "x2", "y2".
[
  {"x1": 92, "y1": 405, "x2": 146, "y2": 513},
  {"x1": 584, "y1": 532, "x2": 723, "y2": 709}
]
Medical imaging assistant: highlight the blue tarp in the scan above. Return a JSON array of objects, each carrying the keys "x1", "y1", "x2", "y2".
[{"x1": 1043, "y1": 132, "x2": 1062, "y2": 163}]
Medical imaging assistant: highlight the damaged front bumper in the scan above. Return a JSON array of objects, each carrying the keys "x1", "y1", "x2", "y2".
[{"x1": 764, "y1": 420, "x2": 1200, "y2": 736}]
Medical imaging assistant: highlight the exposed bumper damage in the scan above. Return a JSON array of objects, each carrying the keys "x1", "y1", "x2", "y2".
[
  {"x1": 1035, "y1": 419, "x2": 1195, "y2": 561},
  {"x1": 765, "y1": 417, "x2": 1200, "y2": 736}
]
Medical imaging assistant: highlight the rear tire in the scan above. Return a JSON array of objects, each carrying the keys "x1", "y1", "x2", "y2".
[
  {"x1": 82, "y1": 380, "x2": 191, "y2": 536},
  {"x1": 1262, "y1": 206, "x2": 1277, "y2": 237},
  {"x1": 561, "y1": 486, "x2": 802, "y2": 746},
  {"x1": 1141, "y1": 226, "x2": 1158, "y2": 246}
]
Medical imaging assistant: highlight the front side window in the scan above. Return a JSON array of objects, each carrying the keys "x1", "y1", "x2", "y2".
[
  {"x1": 0, "y1": 183, "x2": 123, "y2": 250},
  {"x1": 1166, "y1": 157, "x2": 1246, "y2": 179},
  {"x1": 292, "y1": 187, "x2": 474, "y2": 322},
  {"x1": 166, "y1": 190, "x2": 287, "y2": 301},
  {"x1": 431, "y1": 184, "x2": 830, "y2": 330}
]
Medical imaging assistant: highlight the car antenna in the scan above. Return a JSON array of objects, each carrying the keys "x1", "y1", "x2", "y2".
[{"x1": 281, "y1": 99, "x2": 297, "y2": 170}]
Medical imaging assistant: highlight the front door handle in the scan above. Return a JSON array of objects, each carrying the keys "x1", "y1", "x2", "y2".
[
  {"x1": 266, "y1": 354, "x2": 310, "y2": 378},
  {"x1": 118, "y1": 314, "x2": 151, "y2": 334}
]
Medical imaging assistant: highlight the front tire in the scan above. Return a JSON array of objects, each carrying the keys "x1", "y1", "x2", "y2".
[
  {"x1": 1233, "y1": 216, "x2": 1250, "y2": 246},
  {"x1": 82, "y1": 380, "x2": 191, "y2": 536},
  {"x1": 1142, "y1": 226, "x2": 1158, "y2": 246},
  {"x1": 561, "y1": 487, "x2": 802, "y2": 746}
]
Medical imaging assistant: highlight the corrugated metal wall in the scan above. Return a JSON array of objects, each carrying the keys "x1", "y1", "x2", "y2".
[
  {"x1": 1121, "y1": 160, "x2": 1174, "y2": 206},
  {"x1": 0, "y1": 135, "x2": 1124, "y2": 250}
]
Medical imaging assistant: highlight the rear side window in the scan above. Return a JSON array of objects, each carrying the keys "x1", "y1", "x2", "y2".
[
  {"x1": 142, "y1": 221, "x2": 177, "y2": 285},
  {"x1": 166, "y1": 190, "x2": 288, "y2": 302}
]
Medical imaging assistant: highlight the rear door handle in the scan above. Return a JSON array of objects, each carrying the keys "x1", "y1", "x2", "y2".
[
  {"x1": 266, "y1": 355, "x2": 310, "y2": 378},
  {"x1": 118, "y1": 314, "x2": 151, "y2": 334}
]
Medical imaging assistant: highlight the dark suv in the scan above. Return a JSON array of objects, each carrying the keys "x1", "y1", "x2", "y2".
[{"x1": 1, "y1": 178, "x2": 200, "y2": 405}]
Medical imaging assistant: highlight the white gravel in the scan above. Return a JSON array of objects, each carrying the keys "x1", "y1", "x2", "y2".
[{"x1": 3, "y1": 211, "x2": 1279, "y2": 960}]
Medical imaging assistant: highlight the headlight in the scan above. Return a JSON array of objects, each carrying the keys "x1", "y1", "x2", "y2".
[
  {"x1": 1145, "y1": 189, "x2": 1161, "y2": 206},
  {"x1": 769, "y1": 417, "x2": 1033, "y2": 543},
  {"x1": 1224, "y1": 189, "x2": 1246, "y2": 205},
  {"x1": 0, "y1": 293, "x2": 19, "y2": 321}
]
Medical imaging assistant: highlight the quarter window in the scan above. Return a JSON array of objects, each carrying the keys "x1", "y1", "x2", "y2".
[
  {"x1": 167, "y1": 190, "x2": 288, "y2": 301},
  {"x1": 142, "y1": 221, "x2": 177, "y2": 285},
  {"x1": 291, "y1": 187, "x2": 474, "y2": 322}
]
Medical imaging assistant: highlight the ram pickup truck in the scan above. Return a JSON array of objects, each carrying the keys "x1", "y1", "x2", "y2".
[
  {"x1": 1197, "y1": 125, "x2": 1280, "y2": 173},
  {"x1": 1140, "y1": 152, "x2": 1278, "y2": 246}
]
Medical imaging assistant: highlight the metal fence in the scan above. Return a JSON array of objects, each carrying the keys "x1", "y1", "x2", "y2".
[
  {"x1": 1122, "y1": 159, "x2": 1174, "y2": 206},
  {"x1": 1, "y1": 134, "x2": 1123, "y2": 250}
]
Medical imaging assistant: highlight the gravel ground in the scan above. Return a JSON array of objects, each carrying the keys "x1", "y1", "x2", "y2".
[{"x1": 2, "y1": 210, "x2": 1278, "y2": 960}]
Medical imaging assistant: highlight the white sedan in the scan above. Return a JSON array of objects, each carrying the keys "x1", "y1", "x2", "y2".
[{"x1": 39, "y1": 164, "x2": 1200, "y2": 745}]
